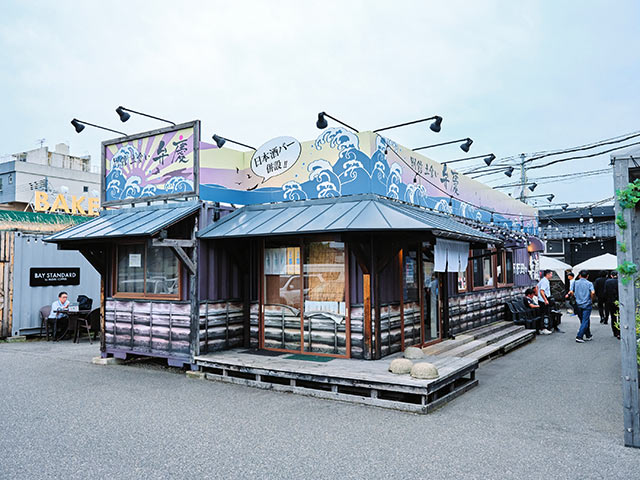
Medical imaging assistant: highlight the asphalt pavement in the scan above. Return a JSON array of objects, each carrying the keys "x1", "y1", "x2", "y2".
[{"x1": 0, "y1": 313, "x2": 637, "y2": 479}]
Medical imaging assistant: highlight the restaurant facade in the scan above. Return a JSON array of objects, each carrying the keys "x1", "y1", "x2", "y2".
[{"x1": 47, "y1": 121, "x2": 540, "y2": 367}]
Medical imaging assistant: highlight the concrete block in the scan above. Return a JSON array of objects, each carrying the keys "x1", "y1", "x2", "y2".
[
  {"x1": 92, "y1": 356, "x2": 124, "y2": 366},
  {"x1": 6, "y1": 336, "x2": 26, "y2": 343},
  {"x1": 186, "y1": 370, "x2": 205, "y2": 380}
]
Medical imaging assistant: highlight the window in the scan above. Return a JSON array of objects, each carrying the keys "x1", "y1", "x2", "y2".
[
  {"x1": 8, "y1": 174, "x2": 13, "y2": 184},
  {"x1": 264, "y1": 245, "x2": 301, "y2": 308},
  {"x1": 83, "y1": 186, "x2": 89, "y2": 192},
  {"x1": 545, "y1": 240, "x2": 564, "y2": 255},
  {"x1": 472, "y1": 249, "x2": 494, "y2": 289},
  {"x1": 403, "y1": 249, "x2": 419, "y2": 302},
  {"x1": 457, "y1": 271, "x2": 467, "y2": 292},
  {"x1": 0, "y1": 177, "x2": 3, "y2": 193},
  {"x1": 116, "y1": 244, "x2": 179, "y2": 297},
  {"x1": 304, "y1": 241, "x2": 346, "y2": 315},
  {"x1": 497, "y1": 250, "x2": 514, "y2": 286}
]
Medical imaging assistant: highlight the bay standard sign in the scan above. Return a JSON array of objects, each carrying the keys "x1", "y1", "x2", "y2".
[{"x1": 30, "y1": 267, "x2": 80, "y2": 287}]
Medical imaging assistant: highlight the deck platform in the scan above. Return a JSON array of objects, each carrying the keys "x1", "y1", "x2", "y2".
[{"x1": 194, "y1": 349, "x2": 478, "y2": 413}]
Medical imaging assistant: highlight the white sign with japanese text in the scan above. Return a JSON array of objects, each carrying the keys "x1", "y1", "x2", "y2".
[{"x1": 251, "y1": 136, "x2": 301, "y2": 182}]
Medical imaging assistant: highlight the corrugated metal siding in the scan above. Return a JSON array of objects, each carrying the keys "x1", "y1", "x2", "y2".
[{"x1": 11, "y1": 232, "x2": 101, "y2": 336}]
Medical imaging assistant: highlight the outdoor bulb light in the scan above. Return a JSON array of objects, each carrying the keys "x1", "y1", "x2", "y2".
[
  {"x1": 316, "y1": 112, "x2": 328, "y2": 129},
  {"x1": 579, "y1": 217, "x2": 584, "y2": 223},
  {"x1": 71, "y1": 118, "x2": 85, "y2": 133},
  {"x1": 528, "y1": 182, "x2": 537, "y2": 192},
  {"x1": 430, "y1": 116, "x2": 443, "y2": 133},
  {"x1": 461, "y1": 138, "x2": 473, "y2": 153},
  {"x1": 212, "y1": 134, "x2": 226, "y2": 149},
  {"x1": 547, "y1": 194, "x2": 555, "y2": 202},
  {"x1": 589, "y1": 217, "x2": 594, "y2": 223},
  {"x1": 116, "y1": 106, "x2": 131, "y2": 122},
  {"x1": 504, "y1": 167, "x2": 514, "y2": 177},
  {"x1": 484, "y1": 154, "x2": 496, "y2": 166}
]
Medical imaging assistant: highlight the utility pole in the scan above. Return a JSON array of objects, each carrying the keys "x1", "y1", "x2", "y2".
[{"x1": 518, "y1": 153, "x2": 527, "y2": 202}]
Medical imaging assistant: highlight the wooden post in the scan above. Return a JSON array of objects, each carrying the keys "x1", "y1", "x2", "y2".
[
  {"x1": 613, "y1": 157, "x2": 640, "y2": 448},
  {"x1": 363, "y1": 273, "x2": 372, "y2": 360},
  {"x1": 189, "y1": 212, "x2": 200, "y2": 363}
]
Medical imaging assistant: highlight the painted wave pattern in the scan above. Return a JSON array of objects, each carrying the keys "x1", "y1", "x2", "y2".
[
  {"x1": 106, "y1": 146, "x2": 193, "y2": 202},
  {"x1": 200, "y1": 128, "x2": 534, "y2": 232}
]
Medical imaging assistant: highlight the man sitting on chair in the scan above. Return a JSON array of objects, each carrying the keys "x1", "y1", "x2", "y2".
[
  {"x1": 524, "y1": 288, "x2": 550, "y2": 335},
  {"x1": 47, "y1": 291, "x2": 70, "y2": 340}
]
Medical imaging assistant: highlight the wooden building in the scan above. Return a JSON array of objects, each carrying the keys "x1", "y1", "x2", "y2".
[{"x1": 45, "y1": 121, "x2": 541, "y2": 367}]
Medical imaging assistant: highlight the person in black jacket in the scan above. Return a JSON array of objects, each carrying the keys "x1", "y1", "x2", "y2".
[
  {"x1": 593, "y1": 271, "x2": 609, "y2": 324},
  {"x1": 604, "y1": 271, "x2": 620, "y2": 339}
]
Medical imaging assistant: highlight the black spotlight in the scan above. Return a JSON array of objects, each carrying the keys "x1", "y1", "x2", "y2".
[
  {"x1": 316, "y1": 112, "x2": 328, "y2": 129},
  {"x1": 528, "y1": 182, "x2": 538, "y2": 192},
  {"x1": 484, "y1": 153, "x2": 496, "y2": 166},
  {"x1": 71, "y1": 119, "x2": 85, "y2": 133},
  {"x1": 504, "y1": 166, "x2": 514, "y2": 177},
  {"x1": 547, "y1": 194, "x2": 555, "y2": 202},
  {"x1": 562, "y1": 203, "x2": 569, "y2": 211},
  {"x1": 212, "y1": 134, "x2": 226, "y2": 149},
  {"x1": 461, "y1": 138, "x2": 473, "y2": 153},
  {"x1": 116, "y1": 106, "x2": 131, "y2": 122},
  {"x1": 430, "y1": 116, "x2": 443, "y2": 133}
]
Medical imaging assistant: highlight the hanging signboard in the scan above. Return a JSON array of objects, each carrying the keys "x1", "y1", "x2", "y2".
[
  {"x1": 30, "y1": 267, "x2": 80, "y2": 287},
  {"x1": 102, "y1": 120, "x2": 200, "y2": 206}
]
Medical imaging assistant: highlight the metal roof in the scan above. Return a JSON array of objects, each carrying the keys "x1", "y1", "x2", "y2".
[
  {"x1": 198, "y1": 194, "x2": 499, "y2": 243},
  {"x1": 46, "y1": 201, "x2": 200, "y2": 243}
]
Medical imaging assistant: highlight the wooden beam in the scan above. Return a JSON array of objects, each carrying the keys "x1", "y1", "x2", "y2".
[
  {"x1": 171, "y1": 246, "x2": 196, "y2": 275},
  {"x1": 613, "y1": 157, "x2": 640, "y2": 449},
  {"x1": 79, "y1": 248, "x2": 106, "y2": 275},
  {"x1": 152, "y1": 238, "x2": 196, "y2": 248}
]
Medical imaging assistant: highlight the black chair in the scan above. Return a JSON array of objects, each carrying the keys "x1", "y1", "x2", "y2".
[
  {"x1": 73, "y1": 308, "x2": 100, "y2": 344},
  {"x1": 39, "y1": 305, "x2": 52, "y2": 340}
]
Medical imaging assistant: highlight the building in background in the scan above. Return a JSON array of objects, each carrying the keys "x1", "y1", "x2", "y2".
[
  {"x1": 0, "y1": 143, "x2": 100, "y2": 212},
  {"x1": 538, "y1": 206, "x2": 615, "y2": 265}
]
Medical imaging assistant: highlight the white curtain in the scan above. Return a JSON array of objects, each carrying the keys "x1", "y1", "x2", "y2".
[{"x1": 434, "y1": 239, "x2": 470, "y2": 273}]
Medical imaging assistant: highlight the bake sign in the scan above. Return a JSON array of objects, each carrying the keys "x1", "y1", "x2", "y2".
[{"x1": 33, "y1": 191, "x2": 100, "y2": 216}]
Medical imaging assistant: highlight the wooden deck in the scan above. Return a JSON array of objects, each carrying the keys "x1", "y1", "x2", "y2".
[{"x1": 194, "y1": 349, "x2": 478, "y2": 413}]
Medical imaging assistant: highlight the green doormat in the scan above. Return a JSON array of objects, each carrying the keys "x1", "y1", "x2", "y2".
[{"x1": 284, "y1": 354, "x2": 334, "y2": 362}]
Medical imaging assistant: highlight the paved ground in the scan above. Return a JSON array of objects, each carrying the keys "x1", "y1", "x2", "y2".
[{"x1": 0, "y1": 314, "x2": 637, "y2": 479}]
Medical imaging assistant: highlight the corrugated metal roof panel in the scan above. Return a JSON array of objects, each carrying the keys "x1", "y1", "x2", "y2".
[
  {"x1": 46, "y1": 201, "x2": 201, "y2": 242},
  {"x1": 198, "y1": 194, "x2": 499, "y2": 243}
]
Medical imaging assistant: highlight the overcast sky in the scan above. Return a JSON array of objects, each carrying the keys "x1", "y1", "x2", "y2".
[{"x1": 1, "y1": 0, "x2": 638, "y2": 206}]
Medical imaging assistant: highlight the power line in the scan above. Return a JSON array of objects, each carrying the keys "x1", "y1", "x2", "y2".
[{"x1": 527, "y1": 140, "x2": 640, "y2": 170}]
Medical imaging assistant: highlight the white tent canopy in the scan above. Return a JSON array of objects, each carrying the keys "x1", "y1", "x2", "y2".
[
  {"x1": 539, "y1": 255, "x2": 573, "y2": 283},
  {"x1": 572, "y1": 253, "x2": 618, "y2": 276}
]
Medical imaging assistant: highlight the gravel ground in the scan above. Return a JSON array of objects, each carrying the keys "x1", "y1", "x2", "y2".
[{"x1": 0, "y1": 313, "x2": 637, "y2": 479}]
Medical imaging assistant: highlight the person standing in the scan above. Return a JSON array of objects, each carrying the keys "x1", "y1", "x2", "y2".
[
  {"x1": 604, "y1": 271, "x2": 620, "y2": 339},
  {"x1": 593, "y1": 271, "x2": 609, "y2": 324},
  {"x1": 574, "y1": 270, "x2": 595, "y2": 343},
  {"x1": 565, "y1": 272, "x2": 577, "y2": 315},
  {"x1": 538, "y1": 269, "x2": 564, "y2": 333}
]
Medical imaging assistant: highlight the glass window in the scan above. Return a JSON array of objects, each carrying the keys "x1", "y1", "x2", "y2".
[
  {"x1": 265, "y1": 245, "x2": 301, "y2": 309},
  {"x1": 472, "y1": 249, "x2": 494, "y2": 288},
  {"x1": 304, "y1": 241, "x2": 345, "y2": 315},
  {"x1": 116, "y1": 244, "x2": 179, "y2": 297},
  {"x1": 505, "y1": 251, "x2": 514, "y2": 284},
  {"x1": 457, "y1": 271, "x2": 467, "y2": 292},
  {"x1": 403, "y1": 249, "x2": 419, "y2": 302},
  {"x1": 117, "y1": 244, "x2": 145, "y2": 294},
  {"x1": 146, "y1": 246, "x2": 179, "y2": 295}
]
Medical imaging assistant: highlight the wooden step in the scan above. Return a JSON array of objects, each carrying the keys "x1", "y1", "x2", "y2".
[
  {"x1": 463, "y1": 321, "x2": 512, "y2": 340},
  {"x1": 441, "y1": 339, "x2": 488, "y2": 357},
  {"x1": 481, "y1": 324, "x2": 525, "y2": 345},
  {"x1": 422, "y1": 336, "x2": 473, "y2": 356},
  {"x1": 466, "y1": 329, "x2": 535, "y2": 362}
]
